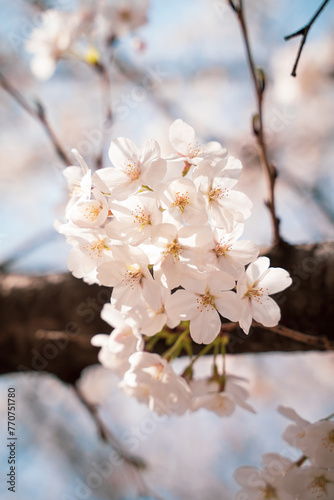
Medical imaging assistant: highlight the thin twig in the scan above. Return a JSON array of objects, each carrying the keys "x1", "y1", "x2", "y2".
[
  {"x1": 74, "y1": 386, "x2": 146, "y2": 469},
  {"x1": 132, "y1": 469, "x2": 166, "y2": 500},
  {"x1": 74, "y1": 386, "x2": 166, "y2": 499},
  {"x1": 253, "y1": 322, "x2": 334, "y2": 350},
  {"x1": 321, "y1": 412, "x2": 334, "y2": 421},
  {"x1": 220, "y1": 322, "x2": 240, "y2": 332},
  {"x1": 94, "y1": 61, "x2": 113, "y2": 169},
  {"x1": 295, "y1": 455, "x2": 308, "y2": 467},
  {"x1": 230, "y1": 1, "x2": 282, "y2": 247},
  {"x1": 0, "y1": 72, "x2": 71, "y2": 166},
  {"x1": 0, "y1": 228, "x2": 57, "y2": 272},
  {"x1": 284, "y1": 0, "x2": 331, "y2": 77}
]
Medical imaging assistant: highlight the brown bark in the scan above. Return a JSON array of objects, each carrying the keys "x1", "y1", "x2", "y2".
[{"x1": 1, "y1": 241, "x2": 333, "y2": 384}]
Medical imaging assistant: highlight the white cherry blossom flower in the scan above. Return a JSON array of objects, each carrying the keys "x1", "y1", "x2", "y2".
[
  {"x1": 149, "y1": 223, "x2": 187, "y2": 289},
  {"x1": 62, "y1": 150, "x2": 110, "y2": 220},
  {"x1": 92, "y1": 304, "x2": 143, "y2": 377},
  {"x1": 150, "y1": 223, "x2": 212, "y2": 289},
  {"x1": 197, "y1": 223, "x2": 259, "y2": 279},
  {"x1": 76, "y1": 365, "x2": 113, "y2": 406},
  {"x1": 98, "y1": 0, "x2": 149, "y2": 39},
  {"x1": 97, "y1": 246, "x2": 161, "y2": 310},
  {"x1": 261, "y1": 453, "x2": 295, "y2": 482},
  {"x1": 190, "y1": 375, "x2": 255, "y2": 416},
  {"x1": 234, "y1": 463, "x2": 295, "y2": 500},
  {"x1": 190, "y1": 379, "x2": 235, "y2": 416},
  {"x1": 158, "y1": 177, "x2": 207, "y2": 227},
  {"x1": 106, "y1": 193, "x2": 162, "y2": 245},
  {"x1": 120, "y1": 352, "x2": 191, "y2": 415},
  {"x1": 62, "y1": 149, "x2": 95, "y2": 218},
  {"x1": 96, "y1": 137, "x2": 166, "y2": 200},
  {"x1": 237, "y1": 257, "x2": 292, "y2": 334},
  {"x1": 69, "y1": 188, "x2": 109, "y2": 228},
  {"x1": 168, "y1": 119, "x2": 227, "y2": 168},
  {"x1": 225, "y1": 375, "x2": 256, "y2": 414},
  {"x1": 63, "y1": 150, "x2": 90, "y2": 196},
  {"x1": 193, "y1": 160, "x2": 252, "y2": 231},
  {"x1": 127, "y1": 287, "x2": 179, "y2": 336},
  {"x1": 283, "y1": 467, "x2": 334, "y2": 500},
  {"x1": 301, "y1": 420, "x2": 334, "y2": 468},
  {"x1": 65, "y1": 228, "x2": 114, "y2": 281},
  {"x1": 166, "y1": 271, "x2": 239, "y2": 344},
  {"x1": 25, "y1": 10, "x2": 80, "y2": 80},
  {"x1": 278, "y1": 405, "x2": 311, "y2": 449}
]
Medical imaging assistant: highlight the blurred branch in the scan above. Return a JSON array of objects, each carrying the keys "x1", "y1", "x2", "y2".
[
  {"x1": 253, "y1": 322, "x2": 334, "y2": 350},
  {"x1": 0, "y1": 72, "x2": 71, "y2": 166},
  {"x1": 284, "y1": 0, "x2": 331, "y2": 77},
  {"x1": 113, "y1": 56, "x2": 176, "y2": 123},
  {"x1": 74, "y1": 386, "x2": 146, "y2": 469},
  {"x1": 93, "y1": 60, "x2": 113, "y2": 169},
  {"x1": 0, "y1": 228, "x2": 57, "y2": 272},
  {"x1": 230, "y1": 0, "x2": 282, "y2": 247},
  {"x1": 75, "y1": 387, "x2": 165, "y2": 499},
  {"x1": 279, "y1": 169, "x2": 334, "y2": 226}
]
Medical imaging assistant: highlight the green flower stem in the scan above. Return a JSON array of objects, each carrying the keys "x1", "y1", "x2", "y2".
[
  {"x1": 187, "y1": 337, "x2": 221, "y2": 371},
  {"x1": 213, "y1": 339, "x2": 220, "y2": 379},
  {"x1": 162, "y1": 327, "x2": 190, "y2": 361},
  {"x1": 140, "y1": 184, "x2": 153, "y2": 192},
  {"x1": 220, "y1": 335, "x2": 229, "y2": 375},
  {"x1": 145, "y1": 329, "x2": 170, "y2": 352},
  {"x1": 183, "y1": 338, "x2": 193, "y2": 359}
]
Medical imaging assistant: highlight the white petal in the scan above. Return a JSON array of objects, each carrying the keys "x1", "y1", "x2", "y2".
[
  {"x1": 277, "y1": 405, "x2": 310, "y2": 426},
  {"x1": 178, "y1": 225, "x2": 213, "y2": 248},
  {"x1": 233, "y1": 466, "x2": 265, "y2": 489},
  {"x1": 101, "y1": 303, "x2": 125, "y2": 328},
  {"x1": 141, "y1": 158, "x2": 167, "y2": 187},
  {"x1": 169, "y1": 119, "x2": 195, "y2": 156},
  {"x1": 109, "y1": 137, "x2": 139, "y2": 168},
  {"x1": 165, "y1": 289, "x2": 196, "y2": 320},
  {"x1": 97, "y1": 260, "x2": 126, "y2": 286},
  {"x1": 215, "y1": 291, "x2": 240, "y2": 322},
  {"x1": 252, "y1": 296, "x2": 281, "y2": 327},
  {"x1": 227, "y1": 240, "x2": 260, "y2": 265},
  {"x1": 31, "y1": 55, "x2": 56, "y2": 80},
  {"x1": 190, "y1": 307, "x2": 221, "y2": 344},
  {"x1": 219, "y1": 189, "x2": 252, "y2": 218},
  {"x1": 259, "y1": 268, "x2": 292, "y2": 295},
  {"x1": 239, "y1": 299, "x2": 253, "y2": 334},
  {"x1": 91, "y1": 334, "x2": 109, "y2": 347},
  {"x1": 247, "y1": 257, "x2": 270, "y2": 284},
  {"x1": 215, "y1": 156, "x2": 242, "y2": 183},
  {"x1": 184, "y1": 202, "x2": 208, "y2": 226},
  {"x1": 202, "y1": 141, "x2": 226, "y2": 158},
  {"x1": 139, "y1": 138, "x2": 161, "y2": 164}
]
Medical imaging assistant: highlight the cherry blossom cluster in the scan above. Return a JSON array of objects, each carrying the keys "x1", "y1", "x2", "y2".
[
  {"x1": 25, "y1": 0, "x2": 149, "y2": 80},
  {"x1": 57, "y1": 119, "x2": 292, "y2": 415},
  {"x1": 234, "y1": 406, "x2": 334, "y2": 500}
]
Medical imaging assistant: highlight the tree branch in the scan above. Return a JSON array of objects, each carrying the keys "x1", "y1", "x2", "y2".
[
  {"x1": 74, "y1": 386, "x2": 146, "y2": 469},
  {"x1": 253, "y1": 322, "x2": 334, "y2": 350},
  {"x1": 284, "y1": 0, "x2": 331, "y2": 77},
  {"x1": 90, "y1": 59, "x2": 113, "y2": 170},
  {"x1": 0, "y1": 241, "x2": 333, "y2": 383},
  {"x1": 0, "y1": 72, "x2": 72, "y2": 166},
  {"x1": 230, "y1": 0, "x2": 282, "y2": 247},
  {"x1": 75, "y1": 386, "x2": 164, "y2": 499}
]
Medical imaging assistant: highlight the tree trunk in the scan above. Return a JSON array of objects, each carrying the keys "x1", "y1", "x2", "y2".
[{"x1": 1, "y1": 241, "x2": 333, "y2": 384}]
